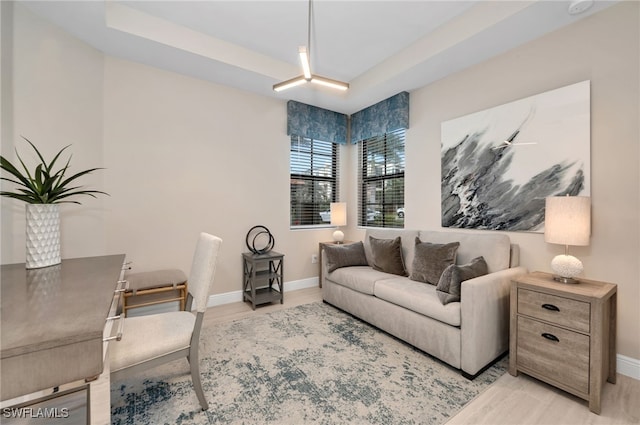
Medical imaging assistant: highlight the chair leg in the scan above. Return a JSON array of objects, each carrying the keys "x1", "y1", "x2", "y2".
[{"x1": 189, "y1": 344, "x2": 208, "y2": 411}]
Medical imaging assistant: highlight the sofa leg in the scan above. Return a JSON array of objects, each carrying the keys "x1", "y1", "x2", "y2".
[
  {"x1": 462, "y1": 370, "x2": 477, "y2": 380},
  {"x1": 461, "y1": 351, "x2": 508, "y2": 380},
  {"x1": 462, "y1": 370, "x2": 478, "y2": 381}
]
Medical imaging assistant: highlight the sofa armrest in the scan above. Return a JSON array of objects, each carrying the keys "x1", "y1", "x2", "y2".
[
  {"x1": 460, "y1": 266, "x2": 528, "y2": 376},
  {"x1": 320, "y1": 247, "x2": 328, "y2": 288}
]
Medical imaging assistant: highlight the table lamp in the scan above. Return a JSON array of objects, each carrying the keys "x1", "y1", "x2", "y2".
[
  {"x1": 544, "y1": 195, "x2": 591, "y2": 283},
  {"x1": 330, "y1": 202, "x2": 347, "y2": 243}
]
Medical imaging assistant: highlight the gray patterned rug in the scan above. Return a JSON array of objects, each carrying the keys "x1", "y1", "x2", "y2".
[{"x1": 110, "y1": 302, "x2": 506, "y2": 424}]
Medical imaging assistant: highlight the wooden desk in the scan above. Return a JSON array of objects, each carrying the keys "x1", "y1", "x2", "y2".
[{"x1": 1, "y1": 255, "x2": 126, "y2": 423}]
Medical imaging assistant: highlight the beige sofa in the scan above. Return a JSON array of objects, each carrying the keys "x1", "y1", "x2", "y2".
[{"x1": 321, "y1": 228, "x2": 527, "y2": 378}]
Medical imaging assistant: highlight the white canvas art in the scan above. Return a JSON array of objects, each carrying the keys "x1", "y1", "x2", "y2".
[{"x1": 441, "y1": 80, "x2": 590, "y2": 232}]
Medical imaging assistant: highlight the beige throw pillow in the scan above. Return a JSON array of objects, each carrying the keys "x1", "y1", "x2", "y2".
[
  {"x1": 409, "y1": 238, "x2": 460, "y2": 285},
  {"x1": 369, "y1": 236, "x2": 407, "y2": 276}
]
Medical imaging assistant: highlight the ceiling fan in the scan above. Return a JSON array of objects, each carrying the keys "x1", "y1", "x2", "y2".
[
  {"x1": 272, "y1": 0, "x2": 349, "y2": 92},
  {"x1": 492, "y1": 130, "x2": 537, "y2": 150}
]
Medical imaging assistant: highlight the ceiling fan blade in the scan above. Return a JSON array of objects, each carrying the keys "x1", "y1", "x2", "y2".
[
  {"x1": 299, "y1": 46, "x2": 311, "y2": 79},
  {"x1": 310, "y1": 75, "x2": 349, "y2": 91},
  {"x1": 272, "y1": 0, "x2": 348, "y2": 92},
  {"x1": 273, "y1": 75, "x2": 307, "y2": 92}
]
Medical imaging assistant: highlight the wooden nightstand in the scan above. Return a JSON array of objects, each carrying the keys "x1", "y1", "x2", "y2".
[{"x1": 509, "y1": 271, "x2": 617, "y2": 414}]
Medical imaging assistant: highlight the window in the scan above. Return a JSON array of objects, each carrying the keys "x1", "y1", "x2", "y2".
[
  {"x1": 290, "y1": 136, "x2": 339, "y2": 227},
  {"x1": 358, "y1": 129, "x2": 405, "y2": 228}
]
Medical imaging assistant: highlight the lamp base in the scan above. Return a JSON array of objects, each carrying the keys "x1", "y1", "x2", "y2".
[
  {"x1": 552, "y1": 275, "x2": 580, "y2": 284},
  {"x1": 550, "y1": 254, "x2": 583, "y2": 284},
  {"x1": 332, "y1": 229, "x2": 344, "y2": 243}
]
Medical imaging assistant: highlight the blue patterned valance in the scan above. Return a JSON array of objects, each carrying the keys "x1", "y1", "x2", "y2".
[
  {"x1": 350, "y1": 91, "x2": 410, "y2": 144},
  {"x1": 287, "y1": 101, "x2": 348, "y2": 145}
]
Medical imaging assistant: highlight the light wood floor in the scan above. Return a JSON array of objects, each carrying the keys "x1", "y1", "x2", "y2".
[{"x1": 204, "y1": 287, "x2": 640, "y2": 425}]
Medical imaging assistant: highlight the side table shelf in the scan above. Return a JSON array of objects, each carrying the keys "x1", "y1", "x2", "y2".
[{"x1": 242, "y1": 251, "x2": 284, "y2": 310}]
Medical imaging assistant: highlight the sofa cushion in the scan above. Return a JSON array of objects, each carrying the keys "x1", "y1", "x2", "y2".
[
  {"x1": 363, "y1": 229, "x2": 420, "y2": 275},
  {"x1": 369, "y1": 236, "x2": 407, "y2": 276},
  {"x1": 324, "y1": 242, "x2": 368, "y2": 272},
  {"x1": 409, "y1": 238, "x2": 460, "y2": 285},
  {"x1": 373, "y1": 277, "x2": 461, "y2": 327},
  {"x1": 419, "y1": 231, "x2": 510, "y2": 273},
  {"x1": 326, "y1": 266, "x2": 396, "y2": 295},
  {"x1": 436, "y1": 256, "x2": 488, "y2": 305}
]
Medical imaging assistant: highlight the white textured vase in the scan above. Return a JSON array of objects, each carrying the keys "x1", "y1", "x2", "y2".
[{"x1": 25, "y1": 204, "x2": 61, "y2": 269}]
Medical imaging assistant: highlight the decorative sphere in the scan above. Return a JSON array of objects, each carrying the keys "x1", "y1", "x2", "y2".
[
  {"x1": 333, "y1": 229, "x2": 345, "y2": 243},
  {"x1": 551, "y1": 255, "x2": 583, "y2": 278}
]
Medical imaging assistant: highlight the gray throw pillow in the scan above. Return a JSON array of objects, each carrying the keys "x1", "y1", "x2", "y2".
[
  {"x1": 369, "y1": 236, "x2": 407, "y2": 276},
  {"x1": 436, "y1": 256, "x2": 488, "y2": 305},
  {"x1": 324, "y1": 242, "x2": 368, "y2": 273},
  {"x1": 410, "y1": 238, "x2": 460, "y2": 285}
]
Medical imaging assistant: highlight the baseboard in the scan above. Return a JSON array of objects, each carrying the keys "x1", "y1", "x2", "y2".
[
  {"x1": 206, "y1": 277, "x2": 319, "y2": 307},
  {"x1": 617, "y1": 354, "x2": 640, "y2": 380}
]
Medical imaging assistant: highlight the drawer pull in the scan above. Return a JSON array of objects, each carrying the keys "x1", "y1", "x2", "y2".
[
  {"x1": 115, "y1": 279, "x2": 130, "y2": 293},
  {"x1": 104, "y1": 314, "x2": 124, "y2": 341},
  {"x1": 104, "y1": 279, "x2": 128, "y2": 342},
  {"x1": 541, "y1": 332, "x2": 560, "y2": 343},
  {"x1": 541, "y1": 303, "x2": 560, "y2": 312}
]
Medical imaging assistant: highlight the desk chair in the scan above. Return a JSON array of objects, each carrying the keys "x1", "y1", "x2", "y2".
[{"x1": 110, "y1": 233, "x2": 222, "y2": 410}]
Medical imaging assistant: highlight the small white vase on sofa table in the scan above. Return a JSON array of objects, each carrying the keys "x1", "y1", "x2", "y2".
[{"x1": 25, "y1": 204, "x2": 61, "y2": 269}]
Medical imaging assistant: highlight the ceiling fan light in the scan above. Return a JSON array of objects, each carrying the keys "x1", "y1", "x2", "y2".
[
  {"x1": 310, "y1": 75, "x2": 349, "y2": 91},
  {"x1": 298, "y1": 46, "x2": 312, "y2": 80},
  {"x1": 273, "y1": 75, "x2": 307, "y2": 92}
]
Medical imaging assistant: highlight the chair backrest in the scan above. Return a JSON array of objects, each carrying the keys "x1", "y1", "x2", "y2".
[{"x1": 188, "y1": 233, "x2": 222, "y2": 313}]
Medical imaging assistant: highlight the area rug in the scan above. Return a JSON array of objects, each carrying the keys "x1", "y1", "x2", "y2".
[{"x1": 110, "y1": 302, "x2": 507, "y2": 424}]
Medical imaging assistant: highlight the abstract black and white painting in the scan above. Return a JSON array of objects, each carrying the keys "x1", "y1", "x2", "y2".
[{"x1": 441, "y1": 81, "x2": 590, "y2": 232}]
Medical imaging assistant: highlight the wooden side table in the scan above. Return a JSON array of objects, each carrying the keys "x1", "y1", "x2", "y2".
[
  {"x1": 318, "y1": 241, "x2": 354, "y2": 288},
  {"x1": 242, "y1": 251, "x2": 284, "y2": 310},
  {"x1": 509, "y1": 271, "x2": 617, "y2": 414}
]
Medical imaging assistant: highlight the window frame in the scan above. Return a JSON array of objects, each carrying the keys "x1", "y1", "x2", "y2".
[
  {"x1": 358, "y1": 129, "x2": 405, "y2": 228},
  {"x1": 289, "y1": 135, "x2": 339, "y2": 229}
]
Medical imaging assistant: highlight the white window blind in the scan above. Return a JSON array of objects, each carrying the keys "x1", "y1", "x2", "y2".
[
  {"x1": 290, "y1": 136, "x2": 339, "y2": 227},
  {"x1": 358, "y1": 129, "x2": 405, "y2": 228}
]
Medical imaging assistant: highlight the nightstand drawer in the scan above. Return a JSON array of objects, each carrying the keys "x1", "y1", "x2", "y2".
[
  {"x1": 516, "y1": 316, "x2": 590, "y2": 394},
  {"x1": 518, "y1": 288, "x2": 590, "y2": 332}
]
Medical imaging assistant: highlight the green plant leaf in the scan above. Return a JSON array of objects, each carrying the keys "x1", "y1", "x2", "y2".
[{"x1": 0, "y1": 138, "x2": 108, "y2": 204}]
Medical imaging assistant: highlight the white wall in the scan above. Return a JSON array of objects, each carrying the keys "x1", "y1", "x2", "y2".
[
  {"x1": 101, "y1": 56, "x2": 335, "y2": 296},
  {"x1": 346, "y1": 3, "x2": 640, "y2": 362},
  {"x1": 1, "y1": 3, "x2": 106, "y2": 262},
  {"x1": 3, "y1": 2, "x2": 638, "y2": 365}
]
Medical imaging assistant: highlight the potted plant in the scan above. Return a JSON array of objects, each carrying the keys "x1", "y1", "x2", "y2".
[{"x1": 1, "y1": 137, "x2": 108, "y2": 269}]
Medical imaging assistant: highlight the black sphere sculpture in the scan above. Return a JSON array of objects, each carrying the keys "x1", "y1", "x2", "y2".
[{"x1": 245, "y1": 225, "x2": 275, "y2": 255}]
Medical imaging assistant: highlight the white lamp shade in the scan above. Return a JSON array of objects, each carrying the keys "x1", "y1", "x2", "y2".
[
  {"x1": 330, "y1": 202, "x2": 347, "y2": 226},
  {"x1": 544, "y1": 196, "x2": 591, "y2": 246}
]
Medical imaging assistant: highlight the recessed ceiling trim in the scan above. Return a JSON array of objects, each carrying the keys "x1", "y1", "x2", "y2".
[
  {"x1": 351, "y1": 0, "x2": 537, "y2": 91},
  {"x1": 104, "y1": 2, "x2": 296, "y2": 80}
]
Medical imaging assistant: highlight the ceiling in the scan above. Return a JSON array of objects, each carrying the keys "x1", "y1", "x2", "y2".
[{"x1": 21, "y1": 0, "x2": 615, "y2": 114}]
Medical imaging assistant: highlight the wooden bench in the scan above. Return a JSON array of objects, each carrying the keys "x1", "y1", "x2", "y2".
[{"x1": 123, "y1": 269, "x2": 188, "y2": 316}]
